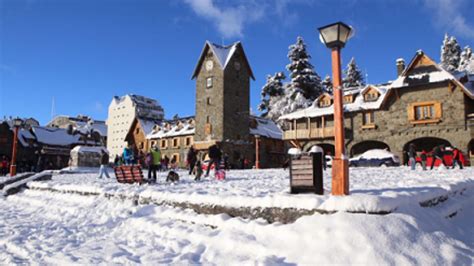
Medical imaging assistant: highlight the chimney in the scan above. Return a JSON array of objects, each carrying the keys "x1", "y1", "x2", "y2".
[{"x1": 396, "y1": 58, "x2": 405, "y2": 76}]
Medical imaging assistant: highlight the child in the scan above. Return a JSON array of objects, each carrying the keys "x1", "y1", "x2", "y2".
[
  {"x1": 194, "y1": 160, "x2": 203, "y2": 181},
  {"x1": 166, "y1": 170, "x2": 179, "y2": 182}
]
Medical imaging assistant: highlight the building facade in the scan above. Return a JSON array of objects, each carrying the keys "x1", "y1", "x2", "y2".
[
  {"x1": 47, "y1": 115, "x2": 107, "y2": 145},
  {"x1": 280, "y1": 51, "x2": 474, "y2": 165},
  {"x1": 106, "y1": 94, "x2": 164, "y2": 160}
]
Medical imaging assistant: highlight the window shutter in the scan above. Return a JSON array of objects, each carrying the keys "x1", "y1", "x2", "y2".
[
  {"x1": 407, "y1": 104, "x2": 415, "y2": 121},
  {"x1": 434, "y1": 102, "x2": 442, "y2": 119}
]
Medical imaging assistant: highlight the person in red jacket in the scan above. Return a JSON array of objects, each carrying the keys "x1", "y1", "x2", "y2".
[
  {"x1": 1, "y1": 156, "x2": 9, "y2": 176},
  {"x1": 452, "y1": 147, "x2": 464, "y2": 169}
]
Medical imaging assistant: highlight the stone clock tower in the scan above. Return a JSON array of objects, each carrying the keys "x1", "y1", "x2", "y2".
[{"x1": 191, "y1": 41, "x2": 255, "y2": 159}]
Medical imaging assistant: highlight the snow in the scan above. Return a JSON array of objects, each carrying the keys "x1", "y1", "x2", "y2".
[
  {"x1": 280, "y1": 84, "x2": 390, "y2": 120},
  {"x1": 287, "y1": 148, "x2": 301, "y2": 155},
  {"x1": 31, "y1": 126, "x2": 81, "y2": 146},
  {"x1": 0, "y1": 167, "x2": 473, "y2": 264},
  {"x1": 71, "y1": 146, "x2": 107, "y2": 153},
  {"x1": 391, "y1": 69, "x2": 453, "y2": 88},
  {"x1": 249, "y1": 116, "x2": 282, "y2": 139},
  {"x1": 26, "y1": 167, "x2": 474, "y2": 213},
  {"x1": 75, "y1": 121, "x2": 107, "y2": 136},
  {"x1": 207, "y1": 42, "x2": 238, "y2": 69},
  {"x1": 352, "y1": 148, "x2": 395, "y2": 159},
  {"x1": 147, "y1": 120, "x2": 195, "y2": 139},
  {"x1": 137, "y1": 118, "x2": 160, "y2": 136}
]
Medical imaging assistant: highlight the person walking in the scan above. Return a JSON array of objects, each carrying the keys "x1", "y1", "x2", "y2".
[
  {"x1": 98, "y1": 150, "x2": 111, "y2": 179},
  {"x1": 408, "y1": 144, "x2": 416, "y2": 170},
  {"x1": 205, "y1": 144, "x2": 222, "y2": 177},
  {"x1": 430, "y1": 145, "x2": 447, "y2": 170},
  {"x1": 186, "y1": 145, "x2": 197, "y2": 175},
  {"x1": 451, "y1": 147, "x2": 464, "y2": 169},
  {"x1": 194, "y1": 160, "x2": 203, "y2": 181},
  {"x1": 149, "y1": 146, "x2": 161, "y2": 183},
  {"x1": 0, "y1": 156, "x2": 8, "y2": 176},
  {"x1": 420, "y1": 150, "x2": 427, "y2": 171},
  {"x1": 123, "y1": 145, "x2": 132, "y2": 165}
]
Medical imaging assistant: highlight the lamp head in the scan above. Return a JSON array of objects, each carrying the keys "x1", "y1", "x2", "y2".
[{"x1": 318, "y1": 22, "x2": 354, "y2": 49}]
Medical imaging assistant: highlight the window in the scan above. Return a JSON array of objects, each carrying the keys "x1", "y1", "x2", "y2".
[
  {"x1": 173, "y1": 138, "x2": 179, "y2": 148},
  {"x1": 364, "y1": 92, "x2": 379, "y2": 101},
  {"x1": 319, "y1": 96, "x2": 332, "y2": 107},
  {"x1": 343, "y1": 95, "x2": 353, "y2": 104},
  {"x1": 135, "y1": 128, "x2": 140, "y2": 134},
  {"x1": 408, "y1": 101, "x2": 442, "y2": 124},
  {"x1": 185, "y1": 137, "x2": 192, "y2": 146},
  {"x1": 161, "y1": 139, "x2": 167, "y2": 149},
  {"x1": 206, "y1": 77, "x2": 213, "y2": 88},
  {"x1": 139, "y1": 142, "x2": 144, "y2": 149},
  {"x1": 207, "y1": 97, "x2": 211, "y2": 105},
  {"x1": 206, "y1": 116, "x2": 210, "y2": 123},
  {"x1": 362, "y1": 112, "x2": 375, "y2": 129}
]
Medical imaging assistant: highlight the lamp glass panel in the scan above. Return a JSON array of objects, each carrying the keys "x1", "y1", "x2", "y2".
[
  {"x1": 320, "y1": 26, "x2": 339, "y2": 44},
  {"x1": 338, "y1": 25, "x2": 351, "y2": 43},
  {"x1": 13, "y1": 119, "x2": 22, "y2": 126}
]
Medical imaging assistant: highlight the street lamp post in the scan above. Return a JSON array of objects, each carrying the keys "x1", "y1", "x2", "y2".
[
  {"x1": 10, "y1": 118, "x2": 23, "y2": 177},
  {"x1": 318, "y1": 22, "x2": 353, "y2": 196},
  {"x1": 255, "y1": 135, "x2": 260, "y2": 169}
]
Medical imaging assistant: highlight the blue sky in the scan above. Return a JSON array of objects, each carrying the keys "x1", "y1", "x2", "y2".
[{"x1": 1, "y1": 0, "x2": 474, "y2": 125}]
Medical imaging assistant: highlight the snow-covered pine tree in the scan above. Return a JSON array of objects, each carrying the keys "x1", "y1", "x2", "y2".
[
  {"x1": 286, "y1": 36, "x2": 323, "y2": 101},
  {"x1": 266, "y1": 85, "x2": 309, "y2": 124},
  {"x1": 258, "y1": 72, "x2": 286, "y2": 116},
  {"x1": 459, "y1": 46, "x2": 474, "y2": 74},
  {"x1": 342, "y1": 57, "x2": 365, "y2": 88},
  {"x1": 322, "y1": 75, "x2": 333, "y2": 94},
  {"x1": 440, "y1": 34, "x2": 461, "y2": 72}
]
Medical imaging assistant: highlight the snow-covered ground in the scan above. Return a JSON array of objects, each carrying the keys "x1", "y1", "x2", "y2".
[
  {"x1": 28, "y1": 167, "x2": 474, "y2": 212},
  {"x1": 0, "y1": 167, "x2": 473, "y2": 264}
]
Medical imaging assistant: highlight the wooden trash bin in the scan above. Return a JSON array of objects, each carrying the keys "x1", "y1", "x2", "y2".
[{"x1": 289, "y1": 149, "x2": 324, "y2": 194}]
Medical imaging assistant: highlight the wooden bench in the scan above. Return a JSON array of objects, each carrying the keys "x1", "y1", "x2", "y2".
[
  {"x1": 114, "y1": 165, "x2": 146, "y2": 184},
  {"x1": 290, "y1": 154, "x2": 323, "y2": 194}
]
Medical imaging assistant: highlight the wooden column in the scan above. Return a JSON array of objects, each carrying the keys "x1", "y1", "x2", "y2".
[{"x1": 9, "y1": 126, "x2": 19, "y2": 176}]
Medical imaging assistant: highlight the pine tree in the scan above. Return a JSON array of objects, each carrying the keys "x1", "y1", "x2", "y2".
[
  {"x1": 258, "y1": 72, "x2": 286, "y2": 116},
  {"x1": 322, "y1": 75, "x2": 333, "y2": 94},
  {"x1": 459, "y1": 46, "x2": 474, "y2": 73},
  {"x1": 342, "y1": 57, "x2": 365, "y2": 88},
  {"x1": 440, "y1": 34, "x2": 461, "y2": 72},
  {"x1": 266, "y1": 85, "x2": 309, "y2": 124},
  {"x1": 286, "y1": 36, "x2": 323, "y2": 100}
]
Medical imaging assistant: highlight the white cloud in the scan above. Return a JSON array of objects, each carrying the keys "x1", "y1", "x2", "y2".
[
  {"x1": 183, "y1": 0, "x2": 264, "y2": 38},
  {"x1": 423, "y1": 0, "x2": 474, "y2": 39}
]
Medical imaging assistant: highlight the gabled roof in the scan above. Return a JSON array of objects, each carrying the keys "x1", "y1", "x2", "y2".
[
  {"x1": 391, "y1": 50, "x2": 474, "y2": 99},
  {"x1": 280, "y1": 84, "x2": 391, "y2": 120},
  {"x1": 191, "y1": 41, "x2": 255, "y2": 80},
  {"x1": 249, "y1": 116, "x2": 282, "y2": 139}
]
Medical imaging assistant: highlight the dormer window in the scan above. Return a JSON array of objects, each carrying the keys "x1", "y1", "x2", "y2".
[
  {"x1": 364, "y1": 88, "x2": 380, "y2": 102},
  {"x1": 343, "y1": 95, "x2": 353, "y2": 104},
  {"x1": 319, "y1": 96, "x2": 332, "y2": 107}
]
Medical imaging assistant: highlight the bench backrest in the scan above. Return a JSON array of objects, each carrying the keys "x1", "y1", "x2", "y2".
[{"x1": 114, "y1": 165, "x2": 145, "y2": 184}]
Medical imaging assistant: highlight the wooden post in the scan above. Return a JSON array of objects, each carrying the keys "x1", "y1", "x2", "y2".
[
  {"x1": 9, "y1": 126, "x2": 19, "y2": 176},
  {"x1": 331, "y1": 47, "x2": 349, "y2": 196},
  {"x1": 255, "y1": 135, "x2": 260, "y2": 169}
]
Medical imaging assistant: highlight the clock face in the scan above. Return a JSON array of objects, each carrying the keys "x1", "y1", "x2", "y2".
[
  {"x1": 234, "y1": 62, "x2": 241, "y2": 70},
  {"x1": 206, "y1": 60, "x2": 213, "y2": 71}
]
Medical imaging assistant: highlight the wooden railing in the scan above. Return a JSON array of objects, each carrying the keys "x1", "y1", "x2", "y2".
[{"x1": 283, "y1": 128, "x2": 335, "y2": 140}]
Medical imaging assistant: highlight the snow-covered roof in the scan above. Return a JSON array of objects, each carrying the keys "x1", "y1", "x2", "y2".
[
  {"x1": 110, "y1": 94, "x2": 165, "y2": 120},
  {"x1": 391, "y1": 51, "x2": 474, "y2": 99},
  {"x1": 192, "y1": 41, "x2": 255, "y2": 80},
  {"x1": 75, "y1": 121, "x2": 107, "y2": 136},
  {"x1": 280, "y1": 84, "x2": 391, "y2": 120},
  {"x1": 31, "y1": 126, "x2": 82, "y2": 146},
  {"x1": 147, "y1": 117, "x2": 195, "y2": 139},
  {"x1": 138, "y1": 118, "x2": 160, "y2": 136},
  {"x1": 71, "y1": 146, "x2": 108, "y2": 154},
  {"x1": 250, "y1": 116, "x2": 282, "y2": 139}
]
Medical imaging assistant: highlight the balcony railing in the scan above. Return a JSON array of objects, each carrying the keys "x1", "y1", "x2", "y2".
[{"x1": 283, "y1": 128, "x2": 335, "y2": 140}]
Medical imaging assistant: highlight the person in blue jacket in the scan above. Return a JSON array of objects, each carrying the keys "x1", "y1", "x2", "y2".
[{"x1": 123, "y1": 145, "x2": 133, "y2": 165}]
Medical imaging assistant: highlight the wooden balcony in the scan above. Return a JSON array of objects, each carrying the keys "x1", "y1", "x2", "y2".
[{"x1": 283, "y1": 128, "x2": 335, "y2": 140}]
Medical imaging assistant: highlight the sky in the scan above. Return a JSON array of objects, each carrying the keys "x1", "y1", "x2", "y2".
[{"x1": 1, "y1": 0, "x2": 474, "y2": 125}]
